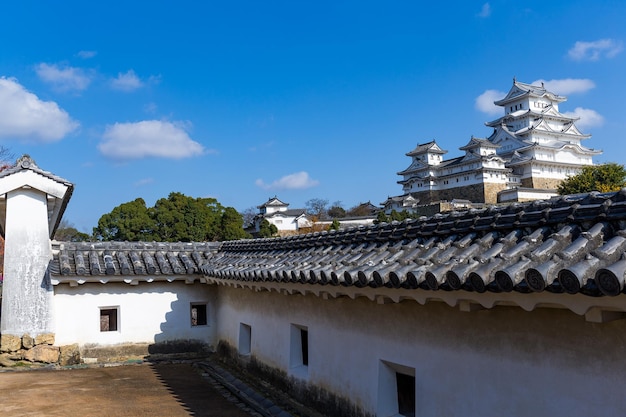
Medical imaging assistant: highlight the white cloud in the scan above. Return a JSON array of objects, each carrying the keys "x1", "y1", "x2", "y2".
[
  {"x1": 111, "y1": 70, "x2": 144, "y2": 92},
  {"x1": 477, "y1": 3, "x2": 491, "y2": 18},
  {"x1": 255, "y1": 171, "x2": 319, "y2": 190},
  {"x1": 533, "y1": 78, "x2": 595, "y2": 95},
  {"x1": 568, "y1": 39, "x2": 623, "y2": 61},
  {"x1": 98, "y1": 120, "x2": 205, "y2": 159},
  {"x1": 0, "y1": 77, "x2": 79, "y2": 142},
  {"x1": 35, "y1": 63, "x2": 92, "y2": 92},
  {"x1": 77, "y1": 50, "x2": 97, "y2": 59},
  {"x1": 563, "y1": 107, "x2": 604, "y2": 130},
  {"x1": 475, "y1": 89, "x2": 505, "y2": 115}
]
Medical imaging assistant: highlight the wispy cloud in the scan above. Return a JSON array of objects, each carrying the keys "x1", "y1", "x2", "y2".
[
  {"x1": 477, "y1": 3, "x2": 491, "y2": 18},
  {"x1": 563, "y1": 107, "x2": 604, "y2": 130},
  {"x1": 111, "y1": 70, "x2": 144, "y2": 92},
  {"x1": 77, "y1": 50, "x2": 97, "y2": 59},
  {"x1": 98, "y1": 120, "x2": 206, "y2": 159},
  {"x1": 248, "y1": 140, "x2": 275, "y2": 152},
  {"x1": 0, "y1": 77, "x2": 79, "y2": 142},
  {"x1": 255, "y1": 171, "x2": 319, "y2": 190},
  {"x1": 533, "y1": 78, "x2": 595, "y2": 95},
  {"x1": 35, "y1": 63, "x2": 92, "y2": 92},
  {"x1": 134, "y1": 178, "x2": 154, "y2": 187},
  {"x1": 144, "y1": 102, "x2": 158, "y2": 114},
  {"x1": 568, "y1": 39, "x2": 623, "y2": 61},
  {"x1": 475, "y1": 89, "x2": 505, "y2": 116}
]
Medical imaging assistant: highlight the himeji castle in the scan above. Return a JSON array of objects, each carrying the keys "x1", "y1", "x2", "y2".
[{"x1": 383, "y1": 78, "x2": 602, "y2": 213}]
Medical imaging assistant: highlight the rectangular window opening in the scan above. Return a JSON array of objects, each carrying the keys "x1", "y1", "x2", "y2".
[
  {"x1": 300, "y1": 328, "x2": 309, "y2": 366},
  {"x1": 239, "y1": 323, "x2": 252, "y2": 355},
  {"x1": 100, "y1": 307, "x2": 118, "y2": 332},
  {"x1": 396, "y1": 372, "x2": 416, "y2": 417},
  {"x1": 191, "y1": 303, "x2": 208, "y2": 326},
  {"x1": 290, "y1": 324, "x2": 309, "y2": 376},
  {"x1": 378, "y1": 361, "x2": 416, "y2": 417}
]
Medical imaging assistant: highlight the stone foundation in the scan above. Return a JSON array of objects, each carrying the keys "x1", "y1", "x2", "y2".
[{"x1": 0, "y1": 333, "x2": 81, "y2": 367}]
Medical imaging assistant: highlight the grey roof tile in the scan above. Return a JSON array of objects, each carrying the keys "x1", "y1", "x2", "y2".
[{"x1": 50, "y1": 190, "x2": 626, "y2": 299}]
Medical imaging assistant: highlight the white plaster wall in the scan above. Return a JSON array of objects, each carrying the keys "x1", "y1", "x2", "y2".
[
  {"x1": 214, "y1": 286, "x2": 626, "y2": 417},
  {"x1": 53, "y1": 281, "x2": 216, "y2": 347},
  {"x1": 268, "y1": 215, "x2": 298, "y2": 231},
  {"x1": 1, "y1": 189, "x2": 55, "y2": 336}
]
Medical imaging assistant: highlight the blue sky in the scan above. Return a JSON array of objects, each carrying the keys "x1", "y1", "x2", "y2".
[{"x1": 1, "y1": 1, "x2": 624, "y2": 233}]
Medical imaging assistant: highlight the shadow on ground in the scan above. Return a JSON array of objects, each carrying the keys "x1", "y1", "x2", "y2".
[{"x1": 149, "y1": 361, "x2": 252, "y2": 417}]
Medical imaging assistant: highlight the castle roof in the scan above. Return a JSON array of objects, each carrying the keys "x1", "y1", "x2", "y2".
[
  {"x1": 0, "y1": 155, "x2": 74, "y2": 238},
  {"x1": 257, "y1": 196, "x2": 288, "y2": 209},
  {"x1": 406, "y1": 140, "x2": 447, "y2": 156},
  {"x1": 494, "y1": 79, "x2": 566, "y2": 106}
]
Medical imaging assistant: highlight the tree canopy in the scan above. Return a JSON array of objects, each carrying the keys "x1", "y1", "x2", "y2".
[
  {"x1": 54, "y1": 219, "x2": 91, "y2": 242},
  {"x1": 93, "y1": 192, "x2": 249, "y2": 242},
  {"x1": 557, "y1": 163, "x2": 626, "y2": 195}
]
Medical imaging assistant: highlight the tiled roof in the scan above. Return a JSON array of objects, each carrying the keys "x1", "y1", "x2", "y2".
[
  {"x1": 264, "y1": 208, "x2": 307, "y2": 218},
  {"x1": 49, "y1": 241, "x2": 220, "y2": 285},
  {"x1": 201, "y1": 190, "x2": 626, "y2": 298},
  {"x1": 50, "y1": 191, "x2": 626, "y2": 313}
]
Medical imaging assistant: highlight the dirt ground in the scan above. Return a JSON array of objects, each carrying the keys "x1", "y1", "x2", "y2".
[{"x1": 0, "y1": 362, "x2": 253, "y2": 417}]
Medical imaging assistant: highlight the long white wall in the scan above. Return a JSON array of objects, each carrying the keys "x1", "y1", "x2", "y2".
[
  {"x1": 214, "y1": 285, "x2": 626, "y2": 417},
  {"x1": 53, "y1": 282, "x2": 217, "y2": 347}
]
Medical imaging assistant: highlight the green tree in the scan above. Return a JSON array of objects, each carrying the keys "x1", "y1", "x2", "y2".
[
  {"x1": 220, "y1": 207, "x2": 249, "y2": 240},
  {"x1": 557, "y1": 163, "x2": 626, "y2": 195},
  {"x1": 374, "y1": 211, "x2": 389, "y2": 224},
  {"x1": 93, "y1": 192, "x2": 248, "y2": 242},
  {"x1": 54, "y1": 219, "x2": 91, "y2": 242},
  {"x1": 329, "y1": 219, "x2": 341, "y2": 231},
  {"x1": 328, "y1": 202, "x2": 346, "y2": 218},
  {"x1": 258, "y1": 219, "x2": 278, "y2": 238},
  {"x1": 152, "y1": 192, "x2": 228, "y2": 241},
  {"x1": 93, "y1": 198, "x2": 156, "y2": 241}
]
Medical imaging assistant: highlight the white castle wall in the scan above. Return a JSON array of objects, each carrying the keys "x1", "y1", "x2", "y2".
[
  {"x1": 1, "y1": 189, "x2": 55, "y2": 337},
  {"x1": 214, "y1": 285, "x2": 626, "y2": 417},
  {"x1": 53, "y1": 282, "x2": 217, "y2": 347}
]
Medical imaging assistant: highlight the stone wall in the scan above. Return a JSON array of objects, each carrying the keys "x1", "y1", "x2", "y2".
[
  {"x1": 522, "y1": 177, "x2": 561, "y2": 190},
  {"x1": 411, "y1": 183, "x2": 506, "y2": 205},
  {"x1": 0, "y1": 333, "x2": 80, "y2": 367}
]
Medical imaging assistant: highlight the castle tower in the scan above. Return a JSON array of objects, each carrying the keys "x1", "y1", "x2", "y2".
[
  {"x1": 486, "y1": 79, "x2": 601, "y2": 189},
  {"x1": 0, "y1": 156, "x2": 73, "y2": 348}
]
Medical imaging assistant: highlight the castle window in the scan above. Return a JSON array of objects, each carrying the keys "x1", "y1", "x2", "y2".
[
  {"x1": 239, "y1": 323, "x2": 252, "y2": 356},
  {"x1": 290, "y1": 324, "x2": 309, "y2": 377},
  {"x1": 100, "y1": 307, "x2": 119, "y2": 332},
  {"x1": 191, "y1": 303, "x2": 207, "y2": 326},
  {"x1": 378, "y1": 361, "x2": 416, "y2": 417}
]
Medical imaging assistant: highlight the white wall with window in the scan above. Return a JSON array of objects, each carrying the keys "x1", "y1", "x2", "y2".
[
  {"x1": 213, "y1": 285, "x2": 626, "y2": 417},
  {"x1": 53, "y1": 282, "x2": 216, "y2": 346}
]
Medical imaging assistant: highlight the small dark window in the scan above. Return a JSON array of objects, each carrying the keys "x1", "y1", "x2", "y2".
[
  {"x1": 191, "y1": 304, "x2": 207, "y2": 326},
  {"x1": 396, "y1": 372, "x2": 416, "y2": 417},
  {"x1": 100, "y1": 308, "x2": 118, "y2": 332},
  {"x1": 300, "y1": 328, "x2": 309, "y2": 366}
]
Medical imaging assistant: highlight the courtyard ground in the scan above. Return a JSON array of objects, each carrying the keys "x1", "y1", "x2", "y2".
[{"x1": 0, "y1": 361, "x2": 255, "y2": 417}]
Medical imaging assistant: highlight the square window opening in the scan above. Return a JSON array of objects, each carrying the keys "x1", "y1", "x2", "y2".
[
  {"x1": 191, "y1": 303, "x2": 208, "y2": 326},
  {"x1": 100, "y1": 307, "x2": 118, "y2": 332}
]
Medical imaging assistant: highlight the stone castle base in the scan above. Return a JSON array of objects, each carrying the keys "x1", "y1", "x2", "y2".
[{"x1": 412, "y1": 182, "x2": 507, "y2": 205}]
